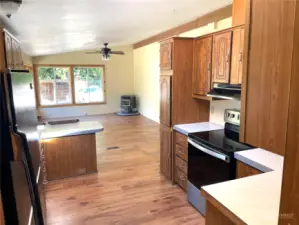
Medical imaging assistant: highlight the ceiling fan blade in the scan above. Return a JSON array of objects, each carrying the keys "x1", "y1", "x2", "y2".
[
  {"x1": 110, "y1": 51, "x2": 125, "y2": 55},
  {"x1": 86, "y1": 51, "x2": 102, "y2": 54}
]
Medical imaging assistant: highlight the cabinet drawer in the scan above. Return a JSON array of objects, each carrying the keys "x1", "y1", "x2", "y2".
[
  {"x1": 175, "y1": 144, "x2": 187, "y2": 161},
  {"x1": 175, "y1": 156, "x2": 187, "y2": 174},
  {"x1": 174, "y1": 132, "x2": 188, "y2": 148},
  {"x1": 175, "y1": 168, "x2": 187, "y2": 191}
]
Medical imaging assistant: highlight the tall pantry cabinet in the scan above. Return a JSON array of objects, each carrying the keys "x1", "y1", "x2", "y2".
[{"x1": 159, "y1": 38, "x2": 210, "y2": 181}]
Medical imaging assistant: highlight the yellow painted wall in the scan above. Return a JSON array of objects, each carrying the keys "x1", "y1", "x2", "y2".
[
  {"x1": 22, "y1": 52, "x2": 33, "y2": 66},
  {"x1": 133, "y1": 17, "x2": 233, "y2": 123},
  {"x1": 33, "y1": 46, "x2": 134, "y2": 118},
  {"x1": 133, "y1": 43, "x2": 160, "y2": 122}
]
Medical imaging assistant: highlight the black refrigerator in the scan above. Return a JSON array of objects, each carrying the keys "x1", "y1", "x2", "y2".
[{"x1": 0, "y1": 69, "x2": 45, "y2": 225}]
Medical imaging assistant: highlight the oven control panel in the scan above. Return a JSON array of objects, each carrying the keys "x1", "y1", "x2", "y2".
[{"x1": 224, "y1": 109, "x2": 240, "y2": 126}]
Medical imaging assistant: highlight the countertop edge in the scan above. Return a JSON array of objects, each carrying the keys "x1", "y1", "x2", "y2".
[
  {"x1": 173, "y1": 122, "x2": 224, "y2": 136},
  {"x1": 41, "y1": 127, "x2": 104, "y2": 140},
  {"x1": 173, "y1": 126, "x2": 188, "y2": 136},
  {"x1": 234, "y1": 152, "x2": 273, "y2": 173}
]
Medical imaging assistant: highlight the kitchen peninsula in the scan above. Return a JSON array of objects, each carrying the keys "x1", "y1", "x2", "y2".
[{"x1": 39, "y1": 121, "x2": 104, "y2": 181}]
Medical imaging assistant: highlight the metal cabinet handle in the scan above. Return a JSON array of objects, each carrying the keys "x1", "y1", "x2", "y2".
[
  {"x1": 180, "y1": 174, "x2": 186, "y2": 181},
  {"x1": 226, "y1": 50, "x2": 231, "y2": 63},
  {"x1": 207, "y1": 62, "x2": 211, "y2": 72},
  {"x1": 177, "y1": 149, "x2": 185, "y2": 156},
  {"x1": 239, "y1": 52, "x2": 243, "y2": 63}
]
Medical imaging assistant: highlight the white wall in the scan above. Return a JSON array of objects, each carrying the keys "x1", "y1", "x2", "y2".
[
  {"x1": 133, "y1": 43, "x2": 160, "y2": 123},
  {"x1": 210, "y1": 100, "x2": 241, "y2": 125},
  {"x1": 33, "y1": 46, "x2": 134, "y2": 118}
]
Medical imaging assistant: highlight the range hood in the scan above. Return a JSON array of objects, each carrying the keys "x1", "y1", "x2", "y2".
[{"x1": 207, "y1": 83, "x2": 241, "y2": 100}]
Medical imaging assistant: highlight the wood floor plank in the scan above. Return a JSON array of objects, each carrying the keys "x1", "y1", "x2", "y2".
[{"x1": 45, "y1": 114, "x2": 204, "y2": 225}]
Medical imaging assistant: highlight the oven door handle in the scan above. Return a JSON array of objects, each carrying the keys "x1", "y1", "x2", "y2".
[{"x1": 188, "y1": 138, "x2": 230, "y2": 162}]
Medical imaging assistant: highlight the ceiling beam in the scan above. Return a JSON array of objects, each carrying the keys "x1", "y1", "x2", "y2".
[{"x1": 133, "y1": 4, "x2": 232, "y2": 49}]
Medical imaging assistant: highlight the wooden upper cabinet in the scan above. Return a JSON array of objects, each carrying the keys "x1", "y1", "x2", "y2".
[
  {"x1": 212, "y1": 31, "x2": 232, "y2": 84},
  {"x1": 193, "y1": 36, "x2": 213, "y2": 96},
  {"x1": 4, "y1": 32, "x2": 13, "y2": 69},
  {"x1": 4, "y1": 30, "x2": 23, "y2": 70},
  {"x1": 11, "y1": 38, "x2": 23, "y2": 70},
  {"x1": 160, "y1": 124, "x2": 172, "y2": 180},
  {"x1": 160, "y1": 76, "x2": 172, "y2": 126},
  {"x1": 230, "y1": 27, "x2": 245, "y2": 84},
  {"x1": 232, "y1": 0, "x2": 246, "y2": 26},
  {"x1": 160, "y1": 41, "x2": 173, "y2": 71}
]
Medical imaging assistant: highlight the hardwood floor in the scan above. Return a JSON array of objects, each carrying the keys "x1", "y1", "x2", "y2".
[{"x1": 45, "y1": 114, "x2": 205, "y2": 225}]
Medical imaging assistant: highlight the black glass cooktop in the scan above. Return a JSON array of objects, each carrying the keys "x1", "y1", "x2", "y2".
[{"x1": 188, "y1": 129, "x2": 252, "y2": 155}]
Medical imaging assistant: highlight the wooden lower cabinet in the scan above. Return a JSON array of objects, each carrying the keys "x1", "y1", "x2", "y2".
[
  {"x1": 174, "y1": 167, "x2": 187, "y2": 191},
  {"x1": 175, "y1": 156, "x2": 187, "y2": 174},
  {"x1": 206, "y1": 202, "x2": 235, "y2": 225},
  {"x1": 160, "y1": 124, "x2": 172, "y2": 180},
  {"x1": 237, "y1": 161, "x2": 263, "y2": 178},
  {"x1": 38, "y1": 168, "x2": 47, "y2": 222},
  {"x1": 173, "y1": 131, "x2": 188, "y2": 191},
  {"x1": 43, "y1": 134, "x2": 98, "y2": 181}
]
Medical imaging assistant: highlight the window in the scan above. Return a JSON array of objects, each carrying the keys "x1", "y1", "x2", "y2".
[
  {"x1": 35, "y1": 65, "x2": 105, "y2": 107},
  {"x1": 74, "y1": 67, "x2": 105, "y2": 104}
]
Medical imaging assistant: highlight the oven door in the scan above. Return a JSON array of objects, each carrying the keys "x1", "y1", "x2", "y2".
[{"x1": 187, "y1": 138, "x2": 235, "y2": 189}]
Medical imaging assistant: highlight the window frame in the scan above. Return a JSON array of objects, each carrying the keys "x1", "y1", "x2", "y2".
[{"x1": 33, "y1": 64, "x2": 106, "y2": 108}]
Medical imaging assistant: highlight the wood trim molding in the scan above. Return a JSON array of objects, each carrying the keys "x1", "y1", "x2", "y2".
[
  {"x1": 33, "y1": 64, "x2": 106, "y2": 108},
  {"x1": 133, "y1": 4, "x2": 232, "y2": 49}
]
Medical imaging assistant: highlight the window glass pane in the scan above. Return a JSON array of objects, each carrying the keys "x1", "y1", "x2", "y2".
[
  {"x1": 38, "y1": 67, "x2": 72, "y2": 106},
  {"x1": 74, "y1": 67, "x2": 104, "y2": 104}
]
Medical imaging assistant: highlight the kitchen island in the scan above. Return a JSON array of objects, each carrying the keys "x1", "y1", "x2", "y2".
[{"x1": 39, "y1": 121, "x2": 104, "y2": 181}]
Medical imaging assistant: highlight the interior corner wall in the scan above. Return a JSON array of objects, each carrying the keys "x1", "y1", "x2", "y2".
[{"x1": 33, "y1": 46, "x2": 134, "y2": 119}]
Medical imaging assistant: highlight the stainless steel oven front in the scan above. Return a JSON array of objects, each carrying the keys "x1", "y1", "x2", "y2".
[{"x1": 187, "y1": 137, "x2": 236, "y2": 215}]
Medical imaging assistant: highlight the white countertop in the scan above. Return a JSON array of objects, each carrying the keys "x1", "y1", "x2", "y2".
[
  {"x1": 173, "y1": 122, "x2": 223, "y2": 136},
  {"x1": 39, "y1": 121, "x2": 104, "y2": 140},
  {"x1": 235, "y1": 148, "x2": 284, "y2": 172},
  {"x1": 202, "y1": 149, "x2": 284, "y2": 225}
]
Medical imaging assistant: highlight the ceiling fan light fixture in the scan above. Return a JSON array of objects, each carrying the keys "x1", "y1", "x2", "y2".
[
  {"x1": 0, "y1": 0, "x2": 22, "y2": 16},
  {"x1": 102, "y1": 54, "x2": 110, "y2": 61}
]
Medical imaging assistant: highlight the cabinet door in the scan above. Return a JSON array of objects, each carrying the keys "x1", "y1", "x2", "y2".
[
  {"x1": 160, "y1": 76, "x2": 171, "y2": 127},
  {"x1": 11, "y1": 39, "x2": 23, "y2": 70},
  {"x1": 38, "y1": 168, "x2": 47, "y2": 222},
  {"x1": 230, "y1": 28, "x2": 245, "y2": 84},
  {"x1": 4, "y1": 32, "x2": 13, "y2": 69},
  {"x1": 212, "y1": 31, "x2": 232, "y2": 84},
  {"x1": 193, "y1": 37, "x2": 213, "y2": 96},
  {"x1": 16, "y1": 44, "x2": 24, "y2": 70},
  {"x1": 160, "y1": 124, "x2": 172, "y2": 180},
  {"x1": 160, "y1": 41, "x2": 173, "y2": 71},
  {"x1": 232, "y1": 0, "x2": 246, "y2": 26},
  {"x1": 11, "y1": 38, "x2": 18, "y2": 69}
]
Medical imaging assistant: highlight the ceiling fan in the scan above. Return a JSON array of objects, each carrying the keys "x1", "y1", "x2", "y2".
[{"x1": 86, "y1": 43, "x2": 125, "y2": 61}]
